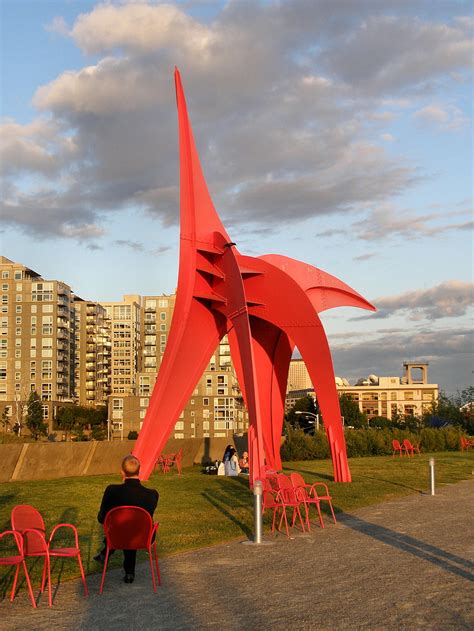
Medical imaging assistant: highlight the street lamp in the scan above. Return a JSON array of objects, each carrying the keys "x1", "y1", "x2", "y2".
[{"x1": 295, "y1": 411, "x2": 320, "y2": 432}]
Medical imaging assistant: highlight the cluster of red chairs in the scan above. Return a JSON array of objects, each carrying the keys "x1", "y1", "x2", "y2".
[
  {"x1": 261, "y1": 472, "x2": 337, "y2": 538},
  {"x1": 156, "y1": 448, "x2": 183, "y2": 475},
  {"x1": 1, "y1": 504, "x2": 162, "y2": 607},
  {"x1": 0, "y1": 504, "x2": 88, "y2": 608},
  {"x1": 392, "y1": 439, "x2": 421, "y2": 457},
  {"x1": 460, "y1": 436, "x2": 474, "y2": 451}
]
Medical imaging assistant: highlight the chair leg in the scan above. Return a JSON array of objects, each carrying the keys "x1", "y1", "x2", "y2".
[
  {"x1": 99, "y1": 549, "x2": 110, "y2": 595},
  {"x1": 328, "y1": 500, "x2": 337, "y2": 524},
  {"x1": 314, "y1": 502, "x2": 325, "y2": 529},
  {"x1": 148, "y1": 550, "x2": 157, "y2": 593},
  {"x1": 76, "y1": 553, "x2": 89, "y2": 597},
  {"x1": 22, "y1": 561, "x2": 37, "y2": 609},
  {"x1": 10, "y1": 564, "x2": 21, "y2": 602},
  {"x1": 45, "y1": 556, "x2": 52, "y2": 607},
  {"x1": 153, "y1": 542, "x2": 161, "y2": 586}
]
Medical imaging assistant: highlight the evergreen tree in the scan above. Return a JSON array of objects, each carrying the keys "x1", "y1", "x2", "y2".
[{"x1": 26, "y1": 391, "x2": 47, "y2": 440}]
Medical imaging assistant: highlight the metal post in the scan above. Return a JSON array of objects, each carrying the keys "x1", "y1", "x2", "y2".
[
  {"x1": 253, "y1": 479, "x2": 263, "y2": 544},
  {"x1": 429, "y1": 458, "x2": 435, "y2": 495}
]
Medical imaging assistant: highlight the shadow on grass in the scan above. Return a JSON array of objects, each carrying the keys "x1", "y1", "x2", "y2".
[
  {"x1": 201, "y1": 478, "x2": 253, "y2": 539},
  {"x1": 340, "y1": 513, "x2": 474, "y2": 581},
  {"x1": 353, "y1": 474, "x2": 423, "y2": 494}
]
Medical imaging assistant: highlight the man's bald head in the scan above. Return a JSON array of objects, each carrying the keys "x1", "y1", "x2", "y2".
[{"x1": 122, "y1": 455, "x2": 140, "y2": 478}]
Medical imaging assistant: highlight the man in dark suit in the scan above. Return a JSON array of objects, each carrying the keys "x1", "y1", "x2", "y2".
[{"x1": 94, "y1": 455, "x2": 159, "y2": 583}]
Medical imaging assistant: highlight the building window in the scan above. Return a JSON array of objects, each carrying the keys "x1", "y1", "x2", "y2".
[
  {"x1": 16, "y1": 306, "x2": 22, "y2": 313},
  {"x1": 1, "y1": 271, "x2": 9, "y2": 279},
  {"x1": 160, "y1": 313, "x2": 166, "y2": 321},
  {"x1": 41, "y1": 383, "x2": 52, "y2": 401},
  {"x1": 14, "y1": 271, "x2": 22, "y2": 280},
  {"x1": 203, "y1": 398, "x2": 209, "y2": 405},
  {"x1": 42, "y1": 405, "x2": 49, "y2": 419}
]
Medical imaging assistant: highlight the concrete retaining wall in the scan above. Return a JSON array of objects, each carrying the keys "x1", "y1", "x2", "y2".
[{"x1": 0, "y1": 435, "x2": 248, "y2": 482}]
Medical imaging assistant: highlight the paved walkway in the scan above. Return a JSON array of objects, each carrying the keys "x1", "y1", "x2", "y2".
[{"x1": 2, "y1": 479, "x2": 473, "y2": 630}]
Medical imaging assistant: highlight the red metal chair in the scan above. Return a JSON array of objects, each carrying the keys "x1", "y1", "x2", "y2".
[
  {"x1": 403, "y1": 439, "x2": 421, "y2": 456},
  {"x1": 460, "y1": 436, "x2": 474, "y2": 451},
  {"x1": 99, "y1": 506, "x2": 161, "y2": 594},
  {"x1": 262, "y1": 489, "x2": 293, "y2": 538},
  {"x1": 11, "y1": 504, "x2": 88, "y2": 606},
  {"x1": 290, "y1": 472, "x2": 337, "y2": 528},
  {"x1": 0, "y1": 530, "x2": 37, "y2": 608},
  {"x1": 392, "y1": 439, "x2": 404, "y2": 457},
  {"x1": 275, "y1": 474, "x2": 308, "y2": 533}
]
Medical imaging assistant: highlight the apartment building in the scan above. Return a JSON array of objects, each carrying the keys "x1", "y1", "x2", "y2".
[
  {"x1": 100, "y1": 296, "x2": 142, "y2": 396},
  {"x1": 339, "y1": 363, "x2": 438, "y2": 420},
  {"x1": 285, "y1": 361, "x2": 439, "y2": 421},
  {"x1": 74, "y1": 298, "x2": 111, "y2": 406},
  {"x1": 0, "y1": 257, "x2": 75, "y2": 432},
  {"x1": 109, "y1": 292, "x2": 248, "y2": 441},
  {"x1": 287, "y1": 358, "x2": 312, "y2": 392}
]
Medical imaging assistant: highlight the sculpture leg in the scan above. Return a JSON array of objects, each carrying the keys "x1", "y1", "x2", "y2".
[
  {"x1": 285, "y1": 323, "x2": 351, "y2": 482},
  {"x1": 134, "y1": 299, "x2": 226, "y2": 479}
]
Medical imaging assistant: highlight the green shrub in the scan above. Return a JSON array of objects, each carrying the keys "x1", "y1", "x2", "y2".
[
  {"x1": 127, "y1": 430, "x2": 138, "y2": 440},
  {"x1": 280, "y1": 426, "x2": 465, "y2": 462}
]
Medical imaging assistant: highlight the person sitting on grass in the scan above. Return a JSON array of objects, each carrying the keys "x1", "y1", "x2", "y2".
[
  {"x1": 239, "y1": 451, "x2": 249, "y2": 474},
  {"x1": 94, "y1": 455, "x2": 159, "y2": 584}
]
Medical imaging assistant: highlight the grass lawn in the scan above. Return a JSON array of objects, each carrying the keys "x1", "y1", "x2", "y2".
[{"x1": 0, "y1": 451, "x2": 472, "y2": 595}]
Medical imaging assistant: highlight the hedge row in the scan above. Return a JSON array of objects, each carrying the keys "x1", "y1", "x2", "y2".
[{"x1": 280, "y1": 427, "x2": 467, "y2": 461}]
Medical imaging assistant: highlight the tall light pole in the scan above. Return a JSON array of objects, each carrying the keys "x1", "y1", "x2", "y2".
[{"x1": 295, "y1": 410, "x2": 320, "y2": 432}]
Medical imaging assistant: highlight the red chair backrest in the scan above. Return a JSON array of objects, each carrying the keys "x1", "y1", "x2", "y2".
[
  {"x1": 11, "y1": 505, "x2": 47, "y2": 554},
  {"x1": 289, "y1": 472, "x2": 305, "y2": 488},
  {"x1": 103, "y1": 506, "x2": 153, "y2": 551},
  {"x1": 276, "y1": 474, "x2": 299, "y2": 502},
  {"x1": 403, "y1": 439, "x2": 413, "y2": 449},
  {"x1": 392, "y1": 440, "x2": 402, "y2": 449}
]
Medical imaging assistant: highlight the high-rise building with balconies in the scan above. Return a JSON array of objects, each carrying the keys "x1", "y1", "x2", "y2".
[
  {"x1": 74, "y1": 298, "x2": 111, "y2": 406},
  {"x1": 0, "y1": 256, "x2": 75, "y2": 432}
]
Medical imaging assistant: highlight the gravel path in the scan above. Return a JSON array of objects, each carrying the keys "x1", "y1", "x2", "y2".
[{"x1": 2, "y1": 479, "x2": 473, "y2": 630}]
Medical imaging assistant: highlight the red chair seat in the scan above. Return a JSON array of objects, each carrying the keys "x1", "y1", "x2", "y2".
[
  {"x1": 0, "y1": 554, "x2": 24, "y2": 565},
  {"x1": 49, "y1": 547, "x2": 80, "y2": 556}
]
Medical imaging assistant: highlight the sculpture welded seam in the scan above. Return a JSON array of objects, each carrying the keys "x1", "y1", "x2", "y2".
[{"x1": 133, "y1": 69, "x2": 376, "y2": 485}]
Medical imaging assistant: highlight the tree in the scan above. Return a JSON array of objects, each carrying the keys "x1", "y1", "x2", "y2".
[
  {"x1": 338, "y1": 393, "x2": 367, "y2": 428},
  {"x1": 55, "y1": 407, "x2": 77, "y2": 441},
  {"x1": 1, "y1": 409, "x2": 11, "y2": 433},
  {"x1": 423, "y1": 388, "x2": 474, "y2": 433},
  {"x1": 25, "y1": 391, "x2": 47, "y2": 440},
  {"x1": 285, "y1": 395, "x2": 318, "y2": 432}
]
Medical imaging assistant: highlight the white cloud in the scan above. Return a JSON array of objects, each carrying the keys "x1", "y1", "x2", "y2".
[
  {"x1": 70, "y1": 3, "x2": 214, "y2": 56},
  {"x1": 2, "y1": 1, "x2": 472, "y2": 242},
  {"x1": 357, "y1": 280, "x2": 474, "y2": 321},
  {"x1": 331, "y1": 326, "x2": 473, "y2": 391},
  {"x1": 414, "y1": 104, "x2": 469, "y2": 131},
  {"x1": 45, "y1": 16, "x2": 69, "y2": 36}
]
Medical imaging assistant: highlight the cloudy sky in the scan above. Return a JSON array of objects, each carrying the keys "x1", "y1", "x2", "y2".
[{"x1": 1, "y1": 0, "x2": 473, "y2": 392}]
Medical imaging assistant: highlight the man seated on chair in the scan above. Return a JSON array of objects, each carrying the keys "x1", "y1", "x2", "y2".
[{"x1": 94, "y1": 455, "x2": 159, "y2": 584}]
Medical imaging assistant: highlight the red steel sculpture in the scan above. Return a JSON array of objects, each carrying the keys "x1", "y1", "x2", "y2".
[{"x1": 134, "y1": 69, "x2": 376, "y2": 485}]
